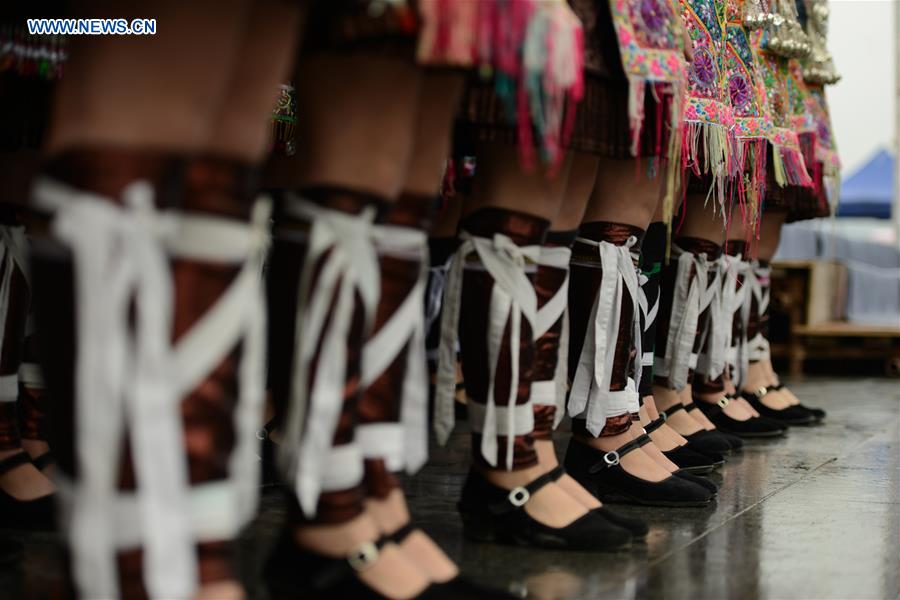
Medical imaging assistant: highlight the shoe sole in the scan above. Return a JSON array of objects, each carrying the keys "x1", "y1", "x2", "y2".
[
  {"x1": 594, "y1": 490, "x2": 711, "y2": 508},
  {"x1": 679, "y1": 464, "x2": 716, "y2": 475},
  {"x1": 718, "y1": 428, "x2": 787, "y2": 438},
  {"x1": 459, "y1": 513, "x2": 632, "y2": 552}
]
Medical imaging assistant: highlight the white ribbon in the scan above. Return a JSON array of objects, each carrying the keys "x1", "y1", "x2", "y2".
[
  {"x1": 568, "y1": 237, "x2": 641, "y2": 436},
  {"x1": 34, "y1": 177, "x2": 271, "y2": 600},
  {"x1": 696, "y1": 256, "x2": 727, "y2": 380},
  {"x1": 360, "y1": 223, "x2": 429, "y2": 475},
  {"x1": 720, "y1": 253, "x2": 750, "y2": 385},
  {"x1": 0, "y1": 224, "x2": 30, "y2": 399},
  {"x1": 654, "y1": 246, "x2": 707, "y2": 391},
  {"x1": 433, "y1": 231, "x2": 539, "y2": 469},
  {"x1": 532, "y1": 246, "x2": 571, "y2": 428},
  {"x1": 278, "y1": 195, "x2": 379, "y2": 516},
  {"x1": 744, "y1": 260, "x2": 772, "y2": 362}
]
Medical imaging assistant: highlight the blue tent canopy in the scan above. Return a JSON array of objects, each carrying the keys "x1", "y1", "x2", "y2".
[{"x1": 837, "y1": 149, "x2": 893, "y2": 218}]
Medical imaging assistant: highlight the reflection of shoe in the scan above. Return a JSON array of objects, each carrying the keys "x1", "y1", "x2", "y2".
[
  {"x1": 742, "y1": 388, "x2": 816, "y2": 426},
  {"x1": 0, "y1": 452, "x2": 56, "y2": 531},
  {"x1": 565, "y1": 436, "x2": 713, "y2": 508},
  {"x1": 695, "y1": 396, "x2": 786, "y2": 438},
  {"x1": 264, "y1": 529, "x2": 461, "y2": 599},
  {"x1": 385, "y1": 523, "x2": 518, "y2": 598},
  {"x1": 0, "y1": 538, "x2": 23, "y2": 566},
  {"x1": 768, "y1": 384, "x2": 826, "y2": 421},
  {"x1": 458, "y1": 467, "x2": 632, "y2": 551}
]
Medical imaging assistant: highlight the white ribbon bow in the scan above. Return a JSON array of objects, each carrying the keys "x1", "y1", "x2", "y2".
[
  {"x1": 720, "y1": 253, "x2": 750, "y2": 385},
  {"x1": 278, "y1": 195, "x2": 380, "y2": 516},
  {"x1": 37, "y1": 178, "x2": 194, "y2": 600},
  {"x1": 568, "y1": 237, "x2": 641, "y2": 436},
  {"x1": 655, "y1": 246, "x2": 707, "y2": 391},
  {"x1": 532, "y1": 246, "x2": 572, "y2": 427},
  {"x1": 433, "y1": 232, "x2": 538, "y2": 469},
  {"x1": 35, "y1": 178, "x2": 273, "y2": 600},
  {"x1": 360, "y1": 224, "x2": 429, "y2": 475}
]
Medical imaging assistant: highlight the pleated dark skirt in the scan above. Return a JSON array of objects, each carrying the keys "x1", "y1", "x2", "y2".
[{"x1": 457, "y1": 0, "x2": 667, "y2": 159}]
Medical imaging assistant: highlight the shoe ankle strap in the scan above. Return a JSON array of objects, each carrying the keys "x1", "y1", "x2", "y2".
[
  {"x1": 0, "y1": 451, "x2": 31, "y2": 477},
  {"x1": 312, "y1": 535, "x2": 390, "y2": 590},
  {"x1": 661, "y1": 403, "x2": 685, "y2": 419},
  {"x1": 643, "y1": 414, "x2": 667, "y2": 434},
  {"x1": 589, "y1": 434, "x2": 652, "y2": 472},
  {"x1": 488, "y1": 465, "x2": 565, "y2": 515}
]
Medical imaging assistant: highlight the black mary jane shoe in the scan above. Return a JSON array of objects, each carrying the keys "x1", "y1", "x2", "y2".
[
  {"x1": 264, "y1": 529, "x2": 460, "y2": 600},
  {"x1": 694, "y1": 396, "x2": 786, "y2": 438},
  {"x1": 645, "y1": 414, "x2": 723, "y2": 474},
  {"x1": 767, "y1": 384, "x2": 826, "y2": 421},
  {"x1": 0, "y1": 451, "x2": 56, "y2": 531},
  {"x1": 742, "y1": 387, "x2": 816, "y2": 426},
  {"x1": 385, "y1": 523, "x2": 518, "y2": 599},
  {"x1": 662, "y1": 403, "x2": 737, "y2": 454},
  {"x1": 674, "y1": 471, "x2": 718, "y2": 495},
  {"x1": 564, "y1": 435, "x2": 713, "y2": 508},
  {"x1": 457, "y1": 466, "x2": 632, "y2": 551}
]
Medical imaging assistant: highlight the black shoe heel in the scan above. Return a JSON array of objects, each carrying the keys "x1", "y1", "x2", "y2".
[
  {"x1": 564, "y1": 435, "x2": 714, "y2": 508},
  {"x1": 457, "y1": 467, "x2": 632, "y2": 551}
]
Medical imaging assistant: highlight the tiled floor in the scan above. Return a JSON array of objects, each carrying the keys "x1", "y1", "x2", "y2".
[{"x1": 3, "y1": 376, "x2": 899, "y2": 599}]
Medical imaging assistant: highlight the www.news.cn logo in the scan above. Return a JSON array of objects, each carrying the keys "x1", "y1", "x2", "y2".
[{"x1": 26, "y1": 18, "x2": 157, "y2": 36}]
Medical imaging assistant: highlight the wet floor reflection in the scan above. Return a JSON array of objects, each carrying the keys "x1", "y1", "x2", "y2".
[
  {"x1": 412, "y1": 378, "x2": 900, "y2": 600},
  {"x1": 1, "y1": 377, "x2": 897, "y2": 599}
]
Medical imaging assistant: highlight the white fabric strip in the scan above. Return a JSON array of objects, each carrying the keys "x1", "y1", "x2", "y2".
[
  {"x1": 34, "y1": 177, "x2": 271, "y2": 600},
  {"x1": 743, "y1": 260, "x2": 772, "y2": 362},
  {"x1": 320, "y1": 443, "x2": 365, "y2": 493},
  {"x1": 360, "y1": 223, "x2": 429, "y2": 475},
  {"x1": 0, "y1": 374, "x2": 17, "y2": 401},
  {"x1": 433, "y1": 232, "x2": 539, "y2": 469},
  {"x1": 18, "y1": 362, "x2": 43, "y2": 387},
  {"x1": 356, "y1": 423, "x2": 405, "y2": 471},
  {"x1": 278, "y1": 195, "x2": 379, "y2": 516},
  {"x1": 568, "y1": 237, "x2": 641, "y2": 436},
  {"x1": 467, "y1": 401, "x2": 534, "y2": 435},
  {"x1": 654, "y1": 246, "x2": 707, "y2": 390},
  {"x1": 0, "y1": 225, "x2": 29, "y2": 399},
  {"x1": 532, "y1": 246, "x2": 571, "y2": 428},
  {"x1": 720, "y1": 253, "x2": 750, "y2": 385},
  {"x1": 56, "y1": 477, "x2": 249, "y2": 551},
  {"x1": 695, "y1": 256, "x2": 727, "y2": 379},
  {"x1": 530, "y1": 380, "x2": 558, "y2": 408}
]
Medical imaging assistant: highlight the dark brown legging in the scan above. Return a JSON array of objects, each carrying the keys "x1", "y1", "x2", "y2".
[{"x1": 568, "y1": 221, "x2": 644, "y2": 437}]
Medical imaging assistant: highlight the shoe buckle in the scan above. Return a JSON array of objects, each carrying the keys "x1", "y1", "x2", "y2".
[
  {"x1": 603, "y1": 451, "x2": 620, "y2": 467},
  {"x1": 508, "y1": 486, "x2": 530, "y2": 507},
  {"x1": 755, "y1": 386, "x2": 767, "y2": 398},
  {"x1": 659, "y1": 412, "x2": 667, "y2": 422},
  {"x1": 717, "y1": 396, "x2": 730, "y2": 408},
  {"x1": 347, "y1": 541, "x2": 379, "y2": 572},
  {"x1": 256, "y1": 428, "x2": 268, "y2": 441}
]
